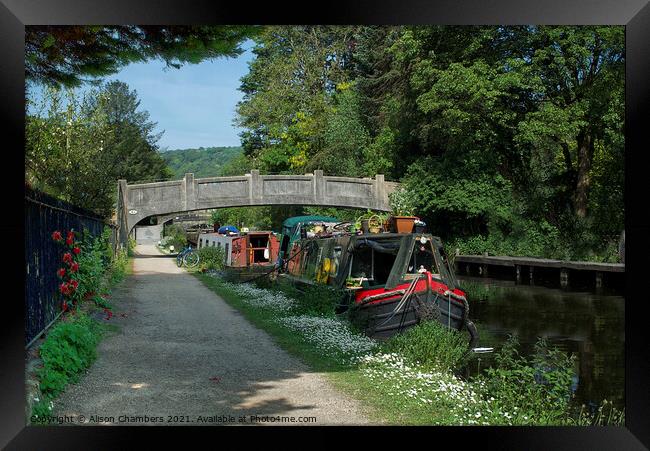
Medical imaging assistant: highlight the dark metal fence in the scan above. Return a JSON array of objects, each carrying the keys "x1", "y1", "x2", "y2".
[{"x1": 25, "y1": 187, "x2": 118, "y2": 346}]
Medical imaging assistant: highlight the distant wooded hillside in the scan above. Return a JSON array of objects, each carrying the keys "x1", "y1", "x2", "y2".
[{"x1": 161, "y1": 146, "x2": 243, "y2": 178}]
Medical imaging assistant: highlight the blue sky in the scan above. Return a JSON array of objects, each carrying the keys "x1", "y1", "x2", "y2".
[{"x1": 28, "y1": 40, "x2": 255, "y2": 150}]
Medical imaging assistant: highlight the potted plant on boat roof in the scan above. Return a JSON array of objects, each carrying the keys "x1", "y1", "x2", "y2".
[
  {"x1": 357, "y1": 210, "x2": 387, "y2": 234},
  {"x1": 388, "y1": 187, "x2": 418, "y2": 233}
]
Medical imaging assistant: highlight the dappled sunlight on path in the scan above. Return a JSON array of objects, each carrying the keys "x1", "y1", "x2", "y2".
[{"x1": 54, "y1": 244, "x2": 371, "y2": 425}]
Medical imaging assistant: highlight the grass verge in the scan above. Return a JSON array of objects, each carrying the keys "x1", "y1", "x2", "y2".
[
  {"x1": 27, "y1": 234, "x2": 132, "y2": 424},
  {"x1": 194, "y1": 271, "x2": 625, "y2": 426}
]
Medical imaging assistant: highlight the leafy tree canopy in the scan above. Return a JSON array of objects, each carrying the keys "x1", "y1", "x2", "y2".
[
  {"x1": 26, "y1": 81, "x2": 172, "y2": 216},
  {"x1": 26, "y1": 25, "x2": 259, "y2": 87},
  {"x1": 233, "y1": 25, "x2": 624, "y2": 261},
  {"x1": 161, "y1": 146, "x2": 243, "y2": 179}
]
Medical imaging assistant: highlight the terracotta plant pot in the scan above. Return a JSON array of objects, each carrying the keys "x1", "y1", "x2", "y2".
[{"x1": 392, "y1": 216, "x2": 417, "y2": 233}]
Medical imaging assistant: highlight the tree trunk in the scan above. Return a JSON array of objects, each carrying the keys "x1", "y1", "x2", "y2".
[{"x1": 574, "y1": 130, "x2": 594, "y2": 218}]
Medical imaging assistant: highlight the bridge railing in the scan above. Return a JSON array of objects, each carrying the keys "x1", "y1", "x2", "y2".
[{"x1": 119, "y1": 171, "x2": 399, "y2": 239}]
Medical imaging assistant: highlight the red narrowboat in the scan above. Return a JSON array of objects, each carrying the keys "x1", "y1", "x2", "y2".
[
  {"x1": 198, "y1": 229, "x2": 280, "y2": 281},
  {"x1": 282, "y1": 226, "x2": 478, "y2": 343}
]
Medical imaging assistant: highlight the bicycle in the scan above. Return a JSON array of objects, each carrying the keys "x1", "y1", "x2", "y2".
[{"x1": 176, "y1": 245, "x2": 200, "y2": 268}]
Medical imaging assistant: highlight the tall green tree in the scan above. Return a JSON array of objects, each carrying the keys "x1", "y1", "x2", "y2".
[
  {"x1": 26, "y1": 82, "x2": 172, "y2": 217},
  {"x1": 96, "y1": 81, "x2": 172, "y2": 183},
  {"x1": 26, "y1": 88, "x2": 116, "y2": 214},
  {"x1": 236, "y1": 26, "x2": 357, "y2": 174},
  {"x1": 233, "y1": 25, "x2": 625, "y2": 260},
  {"x1": 515, "y1": 26, "x2": 624, "y2": 219}
]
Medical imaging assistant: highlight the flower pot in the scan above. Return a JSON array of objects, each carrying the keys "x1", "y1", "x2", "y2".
[{"x1": 392, "y1": 216, "x2": 417, "y2": 233}]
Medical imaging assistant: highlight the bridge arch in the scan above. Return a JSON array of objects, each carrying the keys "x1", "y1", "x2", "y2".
[{"x1": 117, "y1": 170, "x2": 399, "y2": 244}]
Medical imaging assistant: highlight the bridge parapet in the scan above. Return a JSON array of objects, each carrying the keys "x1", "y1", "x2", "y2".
[{"x1": 118, "y1": 170, "x2": 399, "y2": 242}]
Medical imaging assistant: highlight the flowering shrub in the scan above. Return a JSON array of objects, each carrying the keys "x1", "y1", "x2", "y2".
[
  {"x1": 388, "y1": 186, "x2": 416, "y2": 216},
  {"x1": 32, "y1": 227, "x2": 127, "y2": 424},
  {"x1": 52, "y1": 229, "x2": 83, "y2": 311},
  {"x1": 51, "y1": 227, "x2": 123, "y2": 313}
]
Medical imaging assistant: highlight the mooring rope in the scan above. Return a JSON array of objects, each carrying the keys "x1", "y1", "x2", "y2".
[{"x1": 374, "y1": 275, "x2": 421, "y2": 329}]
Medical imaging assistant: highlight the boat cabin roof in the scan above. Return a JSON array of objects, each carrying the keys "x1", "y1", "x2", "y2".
[{"x1": 281, "y1": 215, "x2": 339, "y2": 234}]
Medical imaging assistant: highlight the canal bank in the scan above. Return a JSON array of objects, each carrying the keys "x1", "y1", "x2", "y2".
[
  {"x1": 195, "y1": 270, "x2": 624, "y2": 425},
  {"x1": 455, "y1": 255, "x2": 625, "y2": 292}
]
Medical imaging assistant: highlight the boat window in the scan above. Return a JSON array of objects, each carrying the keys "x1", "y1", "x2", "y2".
[
  {"x1": 302, "y1": 241, "x2": 321, "y2": 279},
  {"x1": 373, "y1": 251, "x2": 397, "y2": 286},
  {"x1": 350, "y1": 245, "x2": 398, "y2": 287},
  {"x1": 331, "y1": 246, "x2": 342, "y2": 276},
  {"x1": 435, "y1": 244, "x2": 456, "y2": 288},
  {"x1": 249, "y1": 235, "x2": 270, "y2": 263},
  {"x1": 280, "y1": 234, "x2": 290, "y2": 254},
  {"x1": 350, "y1": 246, "x2": 372, "y2": 281},
  {"x1": 408, "y1": 241, "x2": 440, "y2": 277}
]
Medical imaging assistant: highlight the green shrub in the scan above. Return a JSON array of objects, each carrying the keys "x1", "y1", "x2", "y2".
[
  {"x1": 260, "y1": 279, "x2": 344, "y2": 317},
  {"x1": 127, "y1": 237, "x2": 136, "y2": 257},
  {"x1": 471, "y1": 335, "x2": 577, "y2": 425},
  {"x1": 292, "y1": 284, "x2": 345, "y2": 316},
  {"x1": 569, "y1": 399, "x2": 625, "y2": 426},
  {"x1": 75, "y1": 230, "x2": 107, "y2": 299},
  {"x1": 72, "y1": 227, "x2": 127, "y2": 307},
  {"x1": 197, "y1": 246, "x2": 226, "y2": 271},
  {"x1": 37, "y1": 312, "x2": 101, "y2": 398},
  {"x1": 384, "y1": 320, "x2": 471, "y2": 372},
  {"x1": 159, "y1": 224, "x2": 187, "y2": 251},
  {"x1": 31, "y1": 398, "x2": 54, "y2": 421}
]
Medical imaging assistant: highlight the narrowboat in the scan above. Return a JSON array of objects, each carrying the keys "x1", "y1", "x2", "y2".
[
  {"x1": 278, "y1": 217, "x2": 478, "y2": 344},
  {"x1": 198, "y1": 228, "x2": 280, "y2": 282}
]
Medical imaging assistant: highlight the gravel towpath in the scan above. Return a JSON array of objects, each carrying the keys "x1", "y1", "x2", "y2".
[{"x1": 54, "y1": 244, "x2": 371, "y2": 425}]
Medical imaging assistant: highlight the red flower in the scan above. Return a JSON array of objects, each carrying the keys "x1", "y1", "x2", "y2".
[
  {"x1": 57, "y1": 268, "x2": 66, "y2": 278},
  {"x1": 66, "y1": 236, "x2": 74, "y2": 246},
  {"x1": 62, "y1": 301, "x2": 68, "y2": 311},
  {"x1": 69, "y1": 280, "x2": 79, "y2": 290},
  {"x1": 62, "y1": 253, "x2": 73, "y2": 263},
  {"x1": 70, "y1": 262, "x2": 79, "y2": 273},
  {"x1": 52, "y1": 231, "x2": 63, "y2": 242},
  {"x1": 67, "y1": 231, "x2": 75, "y2": 241},
  {"x1": 72, "y1": 247, "x2": 81, "y2": 255},
  {"x1": 59, "y1": 282, "x2": 70, "y2": 295}
]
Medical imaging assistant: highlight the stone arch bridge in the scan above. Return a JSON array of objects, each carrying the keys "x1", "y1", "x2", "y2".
[{"x1": 116, "y1": 170, "x2": 399, "y2": 245}]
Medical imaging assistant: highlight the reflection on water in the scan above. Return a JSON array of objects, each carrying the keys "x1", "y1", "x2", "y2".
[{"x1": 459, "y1": 275, "x2": 625, "y2": 410}]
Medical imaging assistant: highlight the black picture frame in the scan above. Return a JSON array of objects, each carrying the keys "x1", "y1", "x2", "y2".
[{"x1": 2, "y1": 0, "x2": 648, "y2": 448}]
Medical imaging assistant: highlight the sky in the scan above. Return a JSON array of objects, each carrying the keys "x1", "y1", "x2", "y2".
[{"x1": 28, "y1": 40, "x2": 255, "y2": 151}]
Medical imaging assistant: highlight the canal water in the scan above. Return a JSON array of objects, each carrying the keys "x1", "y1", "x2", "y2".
[{"x1": 458, "y1": 275, "x2": 625, "y2": 411}]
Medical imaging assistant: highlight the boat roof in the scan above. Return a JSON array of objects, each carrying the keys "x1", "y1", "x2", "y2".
[{"x1": 281, "y1": 215, "x2": 340, "y2": 229}]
